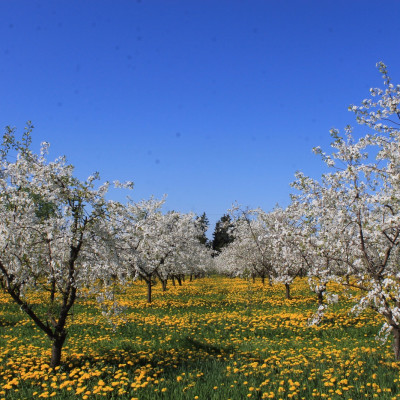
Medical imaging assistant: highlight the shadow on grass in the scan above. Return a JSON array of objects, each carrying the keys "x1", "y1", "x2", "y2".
[
  {"x1": 57, "y1": 335, "x2": 261, "y2": 374},
  {"x1": 179, "y1": 336, "x2": 233, "y2": 355},
  {"x1": 0, "y1": 316, "x2": 20, "y2": 327}
]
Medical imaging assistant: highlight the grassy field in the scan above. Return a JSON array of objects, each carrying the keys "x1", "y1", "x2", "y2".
[{"x1": 0, "y1": 276, "x2": 399, "y2": 399}]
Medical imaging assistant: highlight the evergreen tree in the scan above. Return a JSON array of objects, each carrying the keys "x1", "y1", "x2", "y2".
[
  {"x1": 212, "y1": 214, "x2": 234, "y2": 253},
  {"x1": 196, "y1": 212, "x2": 210, "y2": 247}
]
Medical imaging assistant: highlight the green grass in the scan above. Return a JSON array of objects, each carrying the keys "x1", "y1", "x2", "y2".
[{"x1": 0, "y1": 277, "x2": 399, "y2": 399}]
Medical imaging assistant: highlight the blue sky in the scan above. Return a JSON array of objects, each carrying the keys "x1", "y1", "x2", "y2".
[{"x1": 1, "y1": 0, "x2": 400, "y2": 236}]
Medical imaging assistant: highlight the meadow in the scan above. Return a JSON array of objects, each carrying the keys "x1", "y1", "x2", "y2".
[{"x1": 0, "y1": 277, "x2": 399, "y2": 400}]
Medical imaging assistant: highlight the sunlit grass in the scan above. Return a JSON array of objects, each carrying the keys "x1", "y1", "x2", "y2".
[{"x1": 0, "y1": 277, "x2": 399, "y2": 399}]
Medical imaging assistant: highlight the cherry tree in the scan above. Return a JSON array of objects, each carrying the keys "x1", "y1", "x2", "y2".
[
  {"x1": 165, "y1": 238, "x2": 212, "y2": 285},
  {"x1": 111, "y1": 197, "x2": 210, "y2": 302},
  {"x1": 258, "y1": 206, "x2": 306, "y2": 299},
  {"x1": 0, "y1": 125, "x2": 128, "y2": 367},
  {"x1": 291, "y1": 62, "x2": 400, "y2": 359},
  {"x1": 220, "y1": 206, "x2": 305, "y2": 298},
  {"x1": 216, "y1": 208, "x2": 274, "y2": 284},
  {"x1": 279, "y1": 199, "x2": 342, "y2": 305}
]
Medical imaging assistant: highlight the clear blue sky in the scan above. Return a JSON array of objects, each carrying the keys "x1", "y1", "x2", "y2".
[{"x1": 1, "y1": 0, "x2": 400, "y2": 237}]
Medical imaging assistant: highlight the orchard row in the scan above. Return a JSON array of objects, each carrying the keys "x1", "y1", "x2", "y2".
[{"x1": 1, "y1": 62, "x2": 400, "y2": 367}]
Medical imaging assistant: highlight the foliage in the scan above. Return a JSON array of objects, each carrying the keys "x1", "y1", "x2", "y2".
[
  {"x1": 195, "y1": 212, "x2": 211, "y2": 247},
  {"x1": 212, "y1": 214, "x2": 235, "y2": 253}
]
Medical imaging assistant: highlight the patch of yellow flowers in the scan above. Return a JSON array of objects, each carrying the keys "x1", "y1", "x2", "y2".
[{"x1": 0, "y1": 277, "x2": 399, "y2": 399}]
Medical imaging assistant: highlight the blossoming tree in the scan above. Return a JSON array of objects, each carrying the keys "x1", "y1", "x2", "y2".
[
  {"x1": 0, "y1": 125, "x2": 127, "y2": 367},
  {"x1": 258, "y1": 206, "x2": 307, "y2": 299},
  {"x1": 291, "y1": 62, "x2": 400, "y2": 359},
  {"x1": 216, "y1": 207, "x2": 275, "y2": 284},
  {"x1": 110, "y1": 197, "x2": 211, "y2": 303}
]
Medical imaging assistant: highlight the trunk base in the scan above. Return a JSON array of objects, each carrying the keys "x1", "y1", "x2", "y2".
[
  {"x1": 285, "y1": 283, "x2": 291, "y2": 300},
  {"x1": 393, "y1": 327, "x2": 400, "y2": 361},
  {"x1": 146, "y1": 279, "x2": 152, "y2": 303},
  {"x1": 50, "y1": 335, "x2": 66, "y2": 368}
]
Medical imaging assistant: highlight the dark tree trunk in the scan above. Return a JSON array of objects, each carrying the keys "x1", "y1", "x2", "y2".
[
  {"x1": 146, "y1": 279, "x2": 152, "y2": 303},
  {"x1": 393, "y1": 327, "x2": 400, "y2": 361},
  {"x1": 50, "y1": 334, "x2": 67, "y2": 368},
  {"x1": 177, "y1": 276, "x2": 182, "y2": 286},
  {"x1": 172, "y1": 276, "x2": 176, "y2": 286},
  {"x1": 50, "y1": 279, "x2": 56, "y2": 302},
  {"x1": 318, "y1": 290, "x2": 324, "y2": 305},
  {"x1": 182, "y1": 274, "x2": 185, "y2": 282},
  {"x1": 285, "y1": 283, "x2": 291, "y2": 300},
  {"x1": 161, "y1": 279, "x2": 167, "y2": 292},
  {"x1": 252, "y1": 274, "x2": 255, "y2": 284},
  {"x1": 261, "y1": 275, "x2": 265, "y2": 285},
  {"x1": 190, "y1": 274, "x2": 193, "y2": 282}
]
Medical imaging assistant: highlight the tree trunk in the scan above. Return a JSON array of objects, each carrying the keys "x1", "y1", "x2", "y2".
[
  {"x1": 190, "y1": 274, "x2": 193, "y2": 282},
  {"x1": 318, "y1": 290, "x2": 324, "y2": 305},
  {"x1": 393, "y1": 327, "x2": 400, "y2": 361},
  {"x1": 261, "y1": 275, "x2": 265, "y2": 285},
  {"x1": 161, "y1": 279, "x2": 167, "y2": 292},
  {"x1": 50, "y1": 334, "x2": 67, "y2": 368},
  {"x1": 177, "y1": 276, "x2": 182, "y2": 286},
  {"x1": 252, "y1": 274, "x2": 256, "y2": 284},
  {"x1": 50, "y1": 279, "x2": 56, "y2": 302},
  {"x1": 146, "y1": 279, "x2": 152, "y2": 303},
  {"x1": 172, "y1": 276, "x2": 176, "y2": 286},
  {"x1": 285, "y1": 283, "x2": 291, "y2": 300}
]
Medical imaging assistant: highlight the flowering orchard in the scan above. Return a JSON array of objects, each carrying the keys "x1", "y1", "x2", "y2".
[
  {"x1": 216, "y1": 62, "x2": 400, "y2": 361},
  {"x1": 2, "y1": 61, "x2": 400, "y2": 396},
  {"x1": 0, "y1": 128, "x2": 209, "y2": 368}
]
